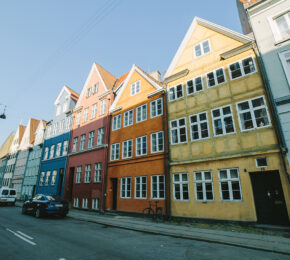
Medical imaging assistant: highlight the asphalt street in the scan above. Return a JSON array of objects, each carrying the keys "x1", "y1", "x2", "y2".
[{"x1": 0, "y1": 206, "x2": 288, "y2": 260}]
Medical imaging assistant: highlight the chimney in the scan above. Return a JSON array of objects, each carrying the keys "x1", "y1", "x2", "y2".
[{"x1": 149, "y1": 70, "x2": 162, "y2": 82}]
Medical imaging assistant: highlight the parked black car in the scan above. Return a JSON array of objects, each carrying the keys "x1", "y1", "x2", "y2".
[{"x1": 22, "y1": 194, "x2": 69, "y2": 218}]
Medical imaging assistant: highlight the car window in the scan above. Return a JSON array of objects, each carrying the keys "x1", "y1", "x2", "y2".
[
  {"x1": 46, "y1": 195, "x2": 56, "y2": 201},
  {"x1": 9, "y1": 190, "x2": 16, "y2": 195},
  {"x1": 2, "y1": 190, "x2": 9, "y2": 195},
  {"x1": 33, "y1": 195, "x2": 42, "y2": 200}
]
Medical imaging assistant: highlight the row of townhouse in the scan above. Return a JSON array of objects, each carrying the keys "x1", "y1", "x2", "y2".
[{"x1": 0, "y1": 15, "x2": 289, "y2": 226}]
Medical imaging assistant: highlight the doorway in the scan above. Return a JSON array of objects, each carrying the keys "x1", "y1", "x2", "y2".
[
  {"x1": 58, "y1": 168, "x2": 64, "y2": 197},
  {"x1": 111, "y1": 178, "x2": 117, "y2": 210},
  {"x1": 250, "y1": 171, "x2": 289, "y2": 225}
]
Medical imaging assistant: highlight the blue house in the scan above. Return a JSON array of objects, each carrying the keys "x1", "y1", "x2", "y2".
[{"x1": 36, "y1": 86, "x2": 79, "y2": 198}]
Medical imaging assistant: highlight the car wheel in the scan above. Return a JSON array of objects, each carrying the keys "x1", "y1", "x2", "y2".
[
  {"x1": 60, "y1": 213, "x2": 67, "y2": 218},
  {"x1": 35, "y1": 208, "x2": 42, "y2": 218},
  {"x1": 21, "y1": 207, "x2": 26, "y2": 214}
]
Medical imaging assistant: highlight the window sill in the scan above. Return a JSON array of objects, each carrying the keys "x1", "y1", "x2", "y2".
[{"x1": 274, "y1": 37, "x2": 290, "y2": 46}]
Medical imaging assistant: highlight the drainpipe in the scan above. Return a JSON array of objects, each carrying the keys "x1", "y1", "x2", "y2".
[{"x1": 245, "y1": 9, "x2": 290, "y2": 182}]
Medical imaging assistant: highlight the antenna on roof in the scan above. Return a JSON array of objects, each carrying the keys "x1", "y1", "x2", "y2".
[{"x1": 0, "y1": 104, "x2": 6, "y2": 119}]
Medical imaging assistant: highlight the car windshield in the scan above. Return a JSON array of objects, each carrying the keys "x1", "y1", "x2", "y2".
[
  {"x1": 2, "y1": 190, "x2": 8, "y2": 195},
  {"x1": 9, "y1": 190, "x2": 16, "y2": 195},
  {"x1": 46, "y1": 195, "x2": 57, "y2": 201}
]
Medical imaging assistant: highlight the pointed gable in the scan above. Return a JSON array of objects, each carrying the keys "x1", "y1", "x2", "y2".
[
  {"x1": 110, "y1": 64, "x2": 162, "y2": 112},
  {"x1": 34, "y1": 120, "x2": 47, "y2": 145},
  {"x1": 165, "y1": 17, "x2": 253, "y2": 79},
  {"x1": 19, "y1": 118, "x2": 40, "y2": 150},
  {"x1": 0, "y1": 133, "x2": 14, "y2": 158},
  {"x1": 10, "y1": 125, "x2": 26, "y2": 153},
  {"x1": 55, "y1": 85, "x2": 79, "y2": 105}
]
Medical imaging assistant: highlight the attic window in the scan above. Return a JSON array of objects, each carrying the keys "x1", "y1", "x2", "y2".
[
  {"x1": 131, "y1": 81, "x2": 140, "y2": 95},
  {"x1": 92, "y1": 83, "x2": 99, "y2": 94},
  {"x1": 194, "y1": 40, "x2": 210, "y2": 58},
  {"x1": 256, "y1": 158, "x2": 268, "y2": 168}
]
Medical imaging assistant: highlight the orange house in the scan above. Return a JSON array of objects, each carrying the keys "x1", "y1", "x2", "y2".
[{"x1": 106, "y1": 65, "x2": 169, "y2": 215}]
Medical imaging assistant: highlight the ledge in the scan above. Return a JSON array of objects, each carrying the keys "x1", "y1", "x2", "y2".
[{"x1": 69, "y1": 144, "x2": 108, "y2": 156}]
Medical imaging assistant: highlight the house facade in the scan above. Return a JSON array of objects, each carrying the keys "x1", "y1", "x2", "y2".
[
  {"x1": 12, "y1": 118, "x2": 40, "y2": 199},
  {"x1": 36, "y1": 86, "x2": 78, "y2": 198},
  {"x1": 21, "y1": 120, "x2": 46, "y2": 200},
  {"x1": 106, "y1": 65, "x2": 169, "y2": 214},
  {"x1": 164, "y1": 17, "x2": 290, "y2": 225},
  {"x1": 64, "y1": 63, "x2": 116, "y2": 211},
  {"x1": 0, "y1": 133, "x2": 14, "y2": 187},
  {"x1": 237, "y1": 0, "x2": 290, "y2": 168}
]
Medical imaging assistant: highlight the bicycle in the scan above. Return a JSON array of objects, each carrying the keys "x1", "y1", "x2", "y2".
[{"x1": 143, "y1": 200, "x2": 163, "y2": 220}]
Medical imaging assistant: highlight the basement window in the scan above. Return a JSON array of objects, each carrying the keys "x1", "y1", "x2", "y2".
[{"x1": 256, "y1": 158, "x2": 268, "y2": 168}]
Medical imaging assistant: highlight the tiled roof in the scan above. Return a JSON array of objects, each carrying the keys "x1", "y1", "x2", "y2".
[
  {"x1": 65, "y1": 86, "x2": 80, "y2": 100},
  {"x1": 238, "y1": 0, "x2": 262, "y2": 6},
  {"x1": 113, "y1": 71, "x2": 130, "y2": 91},
  {"x1": 135, "y1": 64, "x2": 163, "y2": 86},
  {"x1": 29, "y1": 118, "x2": 40, "y2": 145},
  {"x1": 95, "y1": 63, "x2": 116, "y2": 90},
  {"x1": 18, "y1": 125, "x2": 26, "y2": 145},
  {"x1": 0, "y1": 133, "x2": 14, "y2": 158}
]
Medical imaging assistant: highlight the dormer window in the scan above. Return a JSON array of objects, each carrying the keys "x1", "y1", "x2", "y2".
[
  {"x1": 56, "y1": 104, "x2": 61, "y2": 116},
  {"x1": 92, "y1": 83, "x2": 99, "y2": 94},
  {"x1": 131, "y1": 81, "x2": 140, "y2": 95},
  {"x1": 63, "y1": 99, "x2": 68, "y2": 112},
  {"x1": 194, "y1": 40, "x2": 210, "y2": 58}
]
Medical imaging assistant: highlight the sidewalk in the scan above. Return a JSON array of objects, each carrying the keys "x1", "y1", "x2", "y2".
[{"x1": 16, "y1": 202, "x2": 290, "y2": 255}]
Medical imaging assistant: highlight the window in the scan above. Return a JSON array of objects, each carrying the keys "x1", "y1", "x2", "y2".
[
  {"x1": 206, "y1": 68, "x2": 226, "y2": 87},
  {"x1": 151, "y1": 175, "x2": 165, "y2": 199},
  {"x1": 80, "y1": 134, "x2": 86, "y2": 150},
  {"x1": 211, "y1": 105, "x2": 235, "y2": 136},
  {"x1": 60, "y1": 119, "x2": 65, "y2": 132},
  {"x1": 49, "y1": 145, "x2": 55, "y2": 159},
  {"x1": 136, "y1": 104, "x2": 147, "y2": 123},
  {"x1": 84, "y1": 165, "x2": 91, "y2": 183},
  {"x1": 63, "y1": 140, "x2": 68, "y2": 156},
  {"x1": 219, "y1": 168, "x2": 242, "y2": 201},
  {"x1": 88, "y1": 131, "x2": 95, "y2": 148},
  {"x1": 256, "y1": 157, "x2": 268, "y2": 167},
  {"x1": 72, "y1": 137, "x2": 78, "y2": 152},
  {"x1": 51, "y1": 170, "x2": 57, "y2": 185},
  {"x1": 229, "y1": 57, "x2": 256, "y2": 80},
  {"x1": 63, "y1": 100, "x2": 68, "y2": 112},
  {"x1": 194, "y1": 171, "x2": 213, "y2": 201},
  {"x1": 121, "y1": 177, "x2": 131, "y2": 198},
  {"x1": 237, "y1": 96, "x2": 270, "y2": 131},
  {"x1": 136, "y1": 135, "x2": 147, "y2": 156},
  {"x1": 94, "y1": 163, "x2": 101, "y2": 183},
  {"x1": 110, "y1": 143, "x2": 120, "y2": 161},
  {"x1": 56, "y1": 104, "x2": 61, "y2": 116},
  {"x1": 87, "y1": 88, "x2": 92, "y2": 97},
  {"x1": 66, "y1": 116, "x2": 72, "y2": 130},
  {"x1": 55, "y1": 122, "x2": 59, "y2": 134},
  {"x1": 82, "y1": 198, "x2": 88, "y2": 209},
  {"x1": 112, "y1": 114, "x2": 121, "y2": 130},
  {"x1": 43, "y1": 147, "x2": 49, "y2": 160},
  {"x1": 55, "y1": 142, "x2": 62, "y2": 157},
  {"x1": 124, "y1": 110, "x2": 133, "y2": 127},
  {"x1": 278, "y1": 50, "x2": 290, "y2": 86},
  {"x1": 270, "y1": 11, "x2": 290, "y2": 42},
  {"x1": 168, "y1": 84, "x2": 183, "y2": 101},
  {"x1": 189, "y1": 112, "x2": 209, "y2": 141},
  {"x1": 45, "y1": 171, "x2": 51, "y2": 186},
  {"x1": 91, "y1": 103, "x2": 98, "y2": 119},
  {"x1": 194, "y1": 40, "x2": 210, "y2": 57},
  {"x1": 150, "y1": 98, "x2": 163, "y2": 118},
  {"x1": 170, "y1": 118, "x2": 187, "y2": 144},
  {"x1": 76, "y1": 112, "x2": 81, "y2": 126},
  {"x1": 83, "y1": 108, "x2": 89, "y2": 123},
  {"x1": 92, "y1": 198, "x2": 99, "y2": 210},
  {"x1": 131, "y1": 81, "x2": 140, "y2": 95},
  {"x1": 173, "y1": 173, "x2": 189, "y2": 201},
  {"x1": 186, "y1": 76, "x2": 203, "y2": 95},
  {"x1": 100, "y1": 99, "x2": 106, "y2": 115},
  {"x1": 135, "y1": 176, "x2": 147, "y2": 199},
  {"x1": 122, "y1": 139, "x2": 133, "y2": 158},
  {"x1": 74, "y1": 198, "x2": 79, "y2": 208},
  {"x1": 92, "y1": 83, "x2": 99, "y2": 93},
  {"x1": 76, "y1": 166, "x2": 82, "y2": 183},
  {"x1": 97, "y1": 128, "x2": 104, "y2": 145},
  {"x1": 151, "y1": 131, "x2": 164, "y2": 153},
  {"x1": 39, "y1": 172, "x2": 45, "y2": 186}
]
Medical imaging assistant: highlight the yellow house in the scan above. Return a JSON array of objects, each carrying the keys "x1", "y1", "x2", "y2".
[{"x1": 164, "y1": 17, "x2": 290, "y2": 225}]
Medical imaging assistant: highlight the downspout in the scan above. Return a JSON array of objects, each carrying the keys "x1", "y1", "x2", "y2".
[{"x1": 245, "y1": 9, "x2": 290, "y2": 182}]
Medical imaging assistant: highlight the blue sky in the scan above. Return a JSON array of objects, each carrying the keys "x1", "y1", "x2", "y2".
[{"x1": 0, "y1": 0, "x2": 242, "y2": 144}]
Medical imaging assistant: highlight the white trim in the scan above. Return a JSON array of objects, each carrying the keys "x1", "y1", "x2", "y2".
[
  {"x1": 186, "y1": 75, "x2": 204, "y2": 96},
  {"x1": 151, "y1": 175, "x2": 165, "y2": 199},
  {"x1": 136, "y1": 135, "x2": 147, "y2": 156},
  {"x1": 120, "y1": 177, "x2": 131, "y2": 199},
  {"x1": 123, "y1": 109, "x2": 134, "y2": 127},
  {"x1": 193, "y1": 39, "x2": 211, "y2": 58},
  {"x1": 170, "y1": 117, "x2": 188, "y2": 145},
  {"x1": 206, "y1": 67, "x2": 227, "y2": 88},
  {"x1": 168, "y1": 84, "x2": 184, "y2": 102},
  {"x1": 54, "y1": 86, "x2": 73, "y2": 105},
  {"x1": 189, "y1": 111, "x2": 210, "y2": 141},
  {"x1": 228, "y1": 56, "x2": 257, "y2": 81},
  {"x1": 173, "y1": 172, "x2": 190, "y2": 201},
  {"x1": 194, "y1": 171, "x2": 214, "y2": 202},
  {"x1": 255, "y1": 157, "x2": 268, "y2": 168},
  {"x1": 150, "y1": 131, "x2": 164, "y2": 153},
  {"x1": 150, "y1": 98, "x2": 163, "y2": 118},
  {"x1": 278, "y1": 49, "x2": 290, "y2": 86},
  {"x1": 122, "y1": 139, "x2": 133, "y2": 159},
  {"x1": 136, "y1": 104, "x2": 147, "y2": 123},
  {"x1": 110, "y1": 143, "x2": 120, "y2": 161},
  {"x1": 134, "y1": 176, "x2": 147, "y2": 199}
]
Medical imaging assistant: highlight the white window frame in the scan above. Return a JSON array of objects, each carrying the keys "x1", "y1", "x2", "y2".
[
  {"x1": 55, "y1": 142, "x2": 62, "y2": 157},
  {"x1": 186, "y1": 76, "x2": 204, "y2": 95},
  {"x1": 122, "y1": 139, "x2": 133, "y2": 159},
  {"x1": 278, "y1": 50, "x2": 290, "y2": 86},
  {"x1": 76, "y1": 166, "x2": 82, "y2": 183},
  {"x1": 51, "y1": 170, "x2": 57, "y2": 186},
  {"x1": 39, "y1": 172, "x2": 45, "y2": 186},
  {"x1": 151, "y1": 175, "x2": 165, "y2": 199},
  {"x1": 112, "y1": 114, "x2": 121, "y2": 131},
  {"x1": 170, "y1": 117, "x2": 187, "y2": 145},
  {"x1": 173, "y1": 173, "x2": 189, "y2": 201},
  {"x1": 49, "y1": 145, "x2": 55, "y2": 159},
  {"x1": 168, "y1": 84, "x2": 184, "y2": 101},
  {"x1": 80, "y1": 134, "x2": 86, "y2": 151},
  {"x1": 83, "y1": 108, "x2": 89, "y2": 123},
  {"x1": 211, "y1": 105, "x2": 236, "y2": 137},
  {"x1": 189, "y1": 112, "x2": 210, "y2": 141},
  {"x1": 150, "y1": 98, "x2": 163, "y2": 118},
  {"x1": 72, "y1": 137, "x2": 78, "y2": 152},
  {"x1": 236, "y1": 96, "x2": 271, "y2": 132},
  {"x1": 84, "y1": 164, "x2": 91, "y2": 183},
  {"x1": 88, "y1": 131, "x2": 95, "y2": 148},
  {"x1": 136, "y1": 104, "x2": 147, "y2": 123},
  {"x1": 194, "y1": 39, "x2": 211, "y2": 58},
  {"x1": 63, "y1": 140, "x2": 68, "y2": 156},
  {"x1": 97, "y1": 128, "x2": 104, "y2": 145},
  {"x1": 74, "y1": 198, "x2": 79, "y2": 208},
  {"x1": 135, "y1": 176, "x2": 147, "y2": 199},
  {"x1": 92, "y1": 198, "x2": 99, "y2": 210},
  {"x1": 94, "y1": 163, "x2": 101, "y2": 183},
  {"x1": 110, "y1": 143, "x2": 120, "y2": 161},
  {"x1": 76, "y1": 112, "x2": 81, "y2": 126},
  {"x1": 206, "y1": 67, "x2": 226, "y2": 88},
  {"x1": 91, "y1": 103, "x2": 98, "y2": 119},
  {"x1": 136, "y1": 135, "x2": 147, "y2": 156},
  {"x1": 123, "y1": 109, "x2": 133, "y2": 127},
  {"x1": 228, "y1": 56, "x2": 257, "y2": 80},
  {"x1": 82, "y1": 198, "x2": 88, "y2": 209},
  {"x1": 120, "y1": 177, "x2": 131, "y2": 198},
  {"x1": 100, "y1": 99, "x2": 106, "y2": 115},
  {"x1": 194, "y1": 171, "x2": 214, "y2": 202},
  {"x1": 43, "y1": 147, "x2": 49, "y2": 160},
  {"x1": 45, "y1": 171, "x2": 51, "y2": 186},
  {"x1": 131, "y1": 80, "x2": 141, "y2": 95},
  {"x1": 151, "y1": 131, "x2": 164, "y2": 153},
  {"x1": 218, "y1": 168, "x2": 242, "y2": 201},
  {"x1": 268, "y1": 10, "x2": 290, "y2": 42}
]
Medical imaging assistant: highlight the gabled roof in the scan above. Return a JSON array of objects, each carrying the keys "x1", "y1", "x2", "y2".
[
  {"x1": 19, "y1": 118, "x2": 40, "y2": 149},
  {"x1": 238, "y1": 0, "x2": 263, "y2": 7},
  {"x1": 113, "y1": 71, "x2": 130, "y2": 92},
  {"x1": 164, "y1": 17, "x2": 254, "y2": 78},
  {"x1": 54, "y1": 85, "x2": 80, "y2": 105},
  {"x1": 75, "y1": 63, "x2": 116, "y2": 108},
  {"x1": 0, "y1": 133, "x2": 14, "y2": 158},
  {"x1": 110, "y1": 64, "x2": 162, "y2": 112},
  {"x1": 18, "y1": 125, "x2": 26, "y2": 145}
]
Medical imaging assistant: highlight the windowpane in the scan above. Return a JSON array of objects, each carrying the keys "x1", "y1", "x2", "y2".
[
  {"x1": 230, "y1": 62, "x2": 242, "y2": 78},
  {"x1": 242, "y1": 57, "x2": 255, "y2": 74},
  {"x1": 203, "y1": 40, "x2": 210, "y2": 54}
]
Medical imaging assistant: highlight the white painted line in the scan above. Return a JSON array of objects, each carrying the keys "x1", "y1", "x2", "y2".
[
  {"x1": 6, "y1": 228, "x2": 36, "y2": 246},
  {"x1": 17, "y1": 231, "x2": 34, "y2": 240}
]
